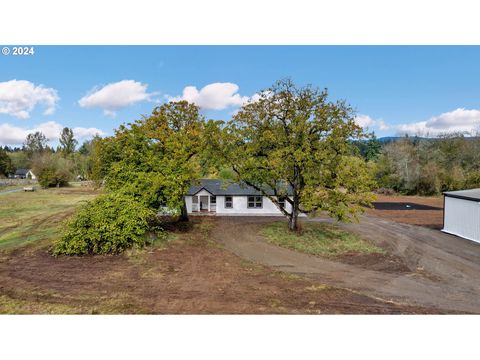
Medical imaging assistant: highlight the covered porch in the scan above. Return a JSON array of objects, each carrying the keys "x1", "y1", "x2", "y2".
[{"x1": 191, "y1": 192, "x2": 217, "y2": 214}]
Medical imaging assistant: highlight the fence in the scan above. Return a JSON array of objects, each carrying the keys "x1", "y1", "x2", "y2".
[{"x1": 0, "y1": 179, "x2": 38, "y2": 187}]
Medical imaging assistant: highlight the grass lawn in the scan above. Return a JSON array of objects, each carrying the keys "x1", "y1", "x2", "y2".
[
  {"x1": 0, "y1": 186, "x2": 99, "y2": 250},
  {"x1": 261, "y1": 221, "x2": 385, "y2": 257}
]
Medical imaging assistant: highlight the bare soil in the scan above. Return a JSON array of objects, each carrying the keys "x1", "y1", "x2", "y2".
[
  {"x1": 0, "y1": 217, "x2": 442, "y2": 314},
  {"x1": 335, "y1": 252, "x2": 411, "y2": 273},
  {"x1": 367, "y1": 194, "x2": 444, "y2": 229},
  {"x1": 212, "y1": 216, "x2": 480, "y2": 313}
]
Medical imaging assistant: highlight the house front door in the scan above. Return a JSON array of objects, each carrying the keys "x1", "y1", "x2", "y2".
[{"x1": 199, "y1": 195, "x2": 209, "y2": 211}]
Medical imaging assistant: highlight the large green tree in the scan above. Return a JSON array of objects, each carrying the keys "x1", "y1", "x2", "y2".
[
  {"x1": 59, "y1": 127, "x2": 78, "y2": 155},
  {"x1": 98, "y1": 101, "x2": 205, "y2": 219},
  {"x1": 213, "y1": 79, "x2": 374, "y2": 231},
  {"x1": 56, "y1": 101, "x2": 206, "y2": 255}
]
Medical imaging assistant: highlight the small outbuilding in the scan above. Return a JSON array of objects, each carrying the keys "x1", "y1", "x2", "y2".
[{"x1": 442, "y1": 189, "x2": 480, "y2": 243}]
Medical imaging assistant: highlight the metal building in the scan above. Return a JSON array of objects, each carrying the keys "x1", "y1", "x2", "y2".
[{"x1": 443, "y1": 189, "x2": 480, "y2": 243}]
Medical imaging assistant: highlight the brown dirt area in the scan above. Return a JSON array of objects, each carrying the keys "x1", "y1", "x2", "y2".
[
  {"x1": 0, "y1": 217, "x2": 443, "y2": 314},
  {"x1": 366, "y1": 194, "x2": 444, "y2": 229},
  {"x1": 335, "y1": 252, "x2": 411, "y2": 273},
  {"x1": 213, "y1": 216, "x2": 480, "y2": 313}
]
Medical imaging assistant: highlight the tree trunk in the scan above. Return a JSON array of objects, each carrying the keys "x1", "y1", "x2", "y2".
[
  {"x1": 179, "y1": 198, "x2": 189, "y2": 222},
  {"x1": 288, "y1": 212, "x2": 298, "y2": 231},
  {"x1": 288, "y1": 194, "x2": 299, "y2": 231},
  {"x1": 288, "y1": 166, "x2": 300, "y2": 231}
]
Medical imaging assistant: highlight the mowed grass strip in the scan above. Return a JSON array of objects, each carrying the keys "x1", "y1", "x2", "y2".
[
  {"x1": 261, "y1": 221, "x2": 385, "y2": 257},
  {"x1": 0, "y1": 187, "x2": 99, "y2": 250}
]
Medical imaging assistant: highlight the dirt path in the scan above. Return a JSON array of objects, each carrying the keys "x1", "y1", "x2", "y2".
[{"x1": 211, "y1": 216, "x2": 480, "y2": 313}]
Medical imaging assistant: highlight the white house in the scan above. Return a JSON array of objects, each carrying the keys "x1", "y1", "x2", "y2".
[
  {"x1": 442, "y1": 189, "x2": 480, "y2": 243},
  {"x1": 13, "y1": 169, "x2": 36, "y2": 180},
  {"x1": 185, "y1": 179, "x2": 299, "y2": 216}
]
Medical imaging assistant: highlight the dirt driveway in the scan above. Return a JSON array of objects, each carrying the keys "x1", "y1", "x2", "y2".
[{"x1": 211, "y1": 216, "x2": 480, "y2": 313}]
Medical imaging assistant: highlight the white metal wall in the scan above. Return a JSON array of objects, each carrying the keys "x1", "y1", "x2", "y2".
[{"x1": 443, "y1": 196, "x2": 480, "y2": 243}]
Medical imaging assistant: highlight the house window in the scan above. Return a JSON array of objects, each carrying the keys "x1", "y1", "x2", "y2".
[
  {"x1": 248, "y1": 196, "x2": 263, "y2": 208},
  {"x1": 210, "y1": 196, "x2": 216, "y2": 204},
  {"x1": 278, "y1": 198, "x2": 286, "y2": 208},
  {"x1": 225, "y1": 196, "x2": 233, "y2": 208}
]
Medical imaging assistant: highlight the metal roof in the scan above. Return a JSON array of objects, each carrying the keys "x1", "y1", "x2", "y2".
[
  {"x1": 443, "y1": 188, "x2": 480, "y2": 202},
  {"x1": 186, "y1": 179, "x2": 292, "y2": 196}
]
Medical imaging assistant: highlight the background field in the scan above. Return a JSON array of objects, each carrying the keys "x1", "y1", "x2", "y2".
[{"x1": 0, "y1": 186, "x2": 99, "y2": 250}]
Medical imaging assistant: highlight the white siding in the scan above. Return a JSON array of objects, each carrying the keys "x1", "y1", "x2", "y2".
[
  {"x1": 443, "y1": 196, "x2": 480, "y2": 243},
  {"x1": 26, "y1": 170, "x2": 36, "y2": 180},
  {"x1": 185, "y1": 194, "x2": 301, "y2": 216},
  {"x1": 216, "y1": 195, "x2": 289, "y2": 215}
]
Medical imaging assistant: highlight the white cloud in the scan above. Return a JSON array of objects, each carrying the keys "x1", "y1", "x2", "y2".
[
  {"x1": 396, "y1": 108, "x2": 480, "y2": 136},
  {"x1": 354, "y1": 114, "x2": 389, "y2": 131},
  {"x1": 169, "y1": 82, "x2": 250, "y2": 110},
  {"x1": 34, "y1": 121, "x2": 64, "y2": 140},
  {"x1": 72, "y1": 126, "x2": 104, "y2": 139},
  {"x1": 78, "y1": 80, "x2": 156, "y2": 117},
  {"x1": 0, "y1": 80, "x2": 59, "y2": 119},
  {"x1": 0, "y1": 121, "x2": 104, "y2": 146},
  {"x1": 355, "y1": 114, "x2": 375, "y2": 128}
]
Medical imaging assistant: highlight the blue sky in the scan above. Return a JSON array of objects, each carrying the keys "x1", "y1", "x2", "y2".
[{"x1": 1, "y1": 46, "x2": 480, "y2": 146}]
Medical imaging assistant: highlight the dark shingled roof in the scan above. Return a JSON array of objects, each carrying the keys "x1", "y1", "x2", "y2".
[
  {"x1": 186, "y1": 179, "x2": 292, "y2": 196},
  {"x1": 444, "y1": 188, "x2": 480, "y2": 202},
  {"x1": 14, "y1": 168, "x2": 29, "y2": 176}
]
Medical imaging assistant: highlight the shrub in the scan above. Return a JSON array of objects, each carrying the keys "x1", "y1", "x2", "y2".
[
  {"x1": 38, "y1": 166, "x2": 70, "y2": 188},
  {"x1": 464, "y1": 170, "x2": 480, "y2": 189},
  {"x1": 32, "y1": 152, "x2": 73, "y2": 188},
  {"x1": 54, "y1": 193, "x2": 160, "y2": 255},
  {"x1": 375, "y1": 187, "x2": 397, "y2": 196}
]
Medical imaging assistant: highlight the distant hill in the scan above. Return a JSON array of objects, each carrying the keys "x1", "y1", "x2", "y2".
[
  {"x1": 378, "y1": 136, "x2": 480, "y2": 143},
  {"x1": 378, "y1": 136, "x2": 402, "y2": 142}
]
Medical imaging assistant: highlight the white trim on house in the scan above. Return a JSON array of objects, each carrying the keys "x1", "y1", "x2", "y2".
[{"x1": 26, "y1": 170, "x2": 37, "y2": 180}]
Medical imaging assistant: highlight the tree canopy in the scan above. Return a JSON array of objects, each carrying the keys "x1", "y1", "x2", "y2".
[
  {"x1": 59, "y1": 127, "x2": 78, "y2": 155},
  {"x1": 24, "y1": 131, "x2": 48, "y2": 154},
  {"x1": 210, "y1": 79, "x2": 374, "y2": 230},
  {"x1": 94, "y1": 101, "x2": 205, "y2": 214}
]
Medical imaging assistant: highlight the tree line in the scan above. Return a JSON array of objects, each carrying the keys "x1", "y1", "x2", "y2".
[
  {"x1": 0, "y1": 128, "x2": 101, "y2": 187},
  {"x1": 354, "y1": 134, "x2": 480, "y2": 195}
]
